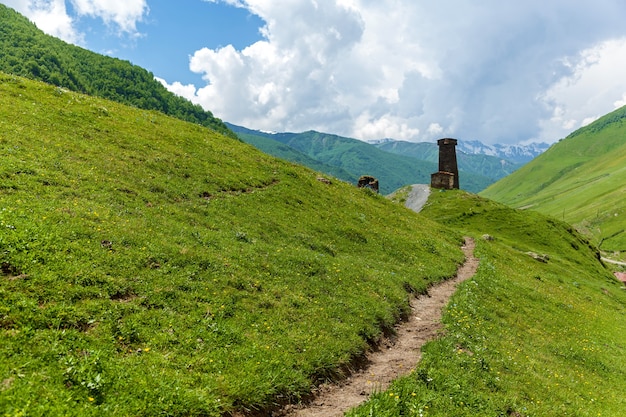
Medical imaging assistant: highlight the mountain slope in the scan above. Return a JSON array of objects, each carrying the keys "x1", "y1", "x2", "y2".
[
  {"x1": 350, "y1": 190, "x2": 626, "y2": 416},
  {"x1": 0, "y1": 4, "x2": 234, "y2": 138},
  {"x1": 0, "y1": 74, "x2": 465, "y2": 416},
  {"x1": 2, "y1": 74, "x2": 625, "y2": 417},
  {"x1": 372, "y1": 139, "x2": 523, "y2": 182},
  {"x1": 227, "y1": 124, "x2": 359, "y2": 184},
  {"x1": 480, "y1": 104, "x2": 626, "y2": 252},
  {"x1": 228, "y1": 125, "x2": 493, "y2": 194}
]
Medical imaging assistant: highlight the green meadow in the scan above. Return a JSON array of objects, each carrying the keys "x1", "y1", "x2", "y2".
[
  {"x1": 350, "y1": 190, "x2": 626, "y2": 416},
  {"x1": 0, "y1": 74, "x2": 464, "y2": 416},
  {"x1": 2, "y1": 74, "x2": 626, "y2": 417}
]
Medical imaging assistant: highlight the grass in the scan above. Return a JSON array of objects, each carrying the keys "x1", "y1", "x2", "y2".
[
  {"x1": 387, "y1": 185, "x2": 413, "y2": 206},
  {"x1": 348, "y1": 190, "x2": 626, "y2": 416},
  {"x1": 5, "y1": 72, "x2": 625, "y2": 417},
  {"x1": 0, "y1": 74, "x2": 465, "y2": 416}
]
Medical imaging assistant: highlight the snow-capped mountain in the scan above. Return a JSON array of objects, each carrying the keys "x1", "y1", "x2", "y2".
[
  {"x1": 457, "y1": 140, "x2": 550, "y2": 164},
  {"x1": 366, "y1": 138, "x2": 550, "y2": 164}
]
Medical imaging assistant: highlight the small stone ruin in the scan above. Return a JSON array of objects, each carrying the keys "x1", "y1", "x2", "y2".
[{"x1": 357, "y1": 175, "x2": 379, "y2": 193}]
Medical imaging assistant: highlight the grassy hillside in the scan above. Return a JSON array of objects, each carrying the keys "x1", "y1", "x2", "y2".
[
  {"x1": 350, "y1": 190, "x2": 626, "y2": 416},
  {"x1": 228, "y1": 125, "x2": 493, "y2": 194},
  {"x1": 480, "y1": 105, "x2": 626, "y2": 253},
  {"x1": 226, "y1": 125, "x2": 359, "y2": 185},
  {"x1": 0, "y1": 74, "x2": 467, "y2": 416},
  {"x1": 0, "y1": 4, "x2": 234, "y2": 138},
  {"x1": 374, "y1": 140, "x2": 523, "y2": 182}
]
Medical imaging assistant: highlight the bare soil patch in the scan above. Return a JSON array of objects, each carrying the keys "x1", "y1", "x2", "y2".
[{"x1": 276, "y1": 237, "x2": 479, "y2": 417}]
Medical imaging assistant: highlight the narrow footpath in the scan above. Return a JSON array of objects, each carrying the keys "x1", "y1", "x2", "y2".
[{"x1": 279, "y1": 237, "x2": 479, "y2": 417}]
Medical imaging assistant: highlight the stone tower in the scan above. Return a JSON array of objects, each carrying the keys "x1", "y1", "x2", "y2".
[{"x1": 430, "y1": 138, "x2": 459, "y2": 189}]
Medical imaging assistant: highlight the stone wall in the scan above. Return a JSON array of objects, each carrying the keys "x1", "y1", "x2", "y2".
[{"x1": 431, "y1": 171, "x2": 455, "y2": 189}]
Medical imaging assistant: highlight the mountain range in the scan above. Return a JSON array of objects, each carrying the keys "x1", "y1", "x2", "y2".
[
  {"x1": 228, "y1": 123, "x2": 548, "y2": 194},
  {"x1": 0, "y1": 1, "x2": 550, "y2": 196},
  {"x1": 369, "y1": 138, "x2": 549, "y2": 164},
  {"x1": 456, "y1": 140, "x2": 550, "y2": 163}
]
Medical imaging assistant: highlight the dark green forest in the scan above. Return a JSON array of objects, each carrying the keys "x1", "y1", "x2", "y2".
[{"x1": 0, "y1": 4, "x2": 235, "y2": 139}]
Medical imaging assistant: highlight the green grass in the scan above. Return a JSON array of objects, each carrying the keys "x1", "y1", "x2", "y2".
[
  {"x1": 348, "y1": 190, "x2": 626, "y2": 416},
  {"x1": 0, "y1": 74, "x2": 465, "y2": 416},
  {"x1": 231, "y1": 129, "x2": 359, "y2": 185},
  {"x1": 480, "y1": 105, "x2": 626, "y2": 253},
  {"x1": 5, "y1": 73, "x2": 625, "y2": 417}
]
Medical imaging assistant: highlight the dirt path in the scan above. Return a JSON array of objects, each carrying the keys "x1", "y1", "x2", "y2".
[
  {"x1": 602, "y1": 257, "x2": 626, "y2": 267},
  {"x1": 279, "y1": 237, "x2": 479, "y2": 417}
]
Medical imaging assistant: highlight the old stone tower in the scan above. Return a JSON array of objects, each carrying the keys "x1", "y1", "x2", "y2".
[{"x1": 430, "y1": 138, "x2": 459, "y2": 189}]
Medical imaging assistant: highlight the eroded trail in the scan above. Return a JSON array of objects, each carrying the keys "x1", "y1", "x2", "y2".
[{"x1": 280, "y1": 237, "x2": 479, "y2": 417}]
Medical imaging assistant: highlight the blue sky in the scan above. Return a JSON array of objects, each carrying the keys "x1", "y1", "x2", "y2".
[
  {"x1": 69, "y1": 1, "x2": 264, "y2": 85},
  {"x1": 3, "y1": 0, "x2": 626, "y2": 145}
]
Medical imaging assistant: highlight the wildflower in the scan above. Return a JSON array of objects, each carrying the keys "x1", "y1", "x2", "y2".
[{"x1": 88, "y1": 397, "x2": 95, "y2": 402}]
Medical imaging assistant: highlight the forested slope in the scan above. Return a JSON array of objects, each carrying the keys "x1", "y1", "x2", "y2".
[{"x1": 0, "y1": 4, "x2": 234, "y2": 138}]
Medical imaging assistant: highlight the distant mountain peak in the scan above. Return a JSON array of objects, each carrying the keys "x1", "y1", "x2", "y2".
[
  {"x1": 366, "y1": 138, "x2": 549, "y2": 164},
  {"x1": 366, "y1": 138, "x2": 396, "y2": 145},
  {"x1": 456, "y1": 140, "x2": 550, "y2": 164}
]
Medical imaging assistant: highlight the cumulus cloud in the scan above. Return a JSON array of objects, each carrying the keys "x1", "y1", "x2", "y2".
[
  {"x1": 1, "y1": 0, "x2": 148, "y2": 43},
  {"x1": 70, "y1": 0, "x2": 149, "y2": 35},
  {"x1": 615, "y1": 93, "x2": 626, "y2": 109},
  {"x1": 175, "y1": 0, "x2": 626, "y2": 144},
  {"x1": 6, "y1": 0, "x2": 626, "y2": 144},
  {"x1": 539, "y1": 38, "x2": 626, "y2": 138}
]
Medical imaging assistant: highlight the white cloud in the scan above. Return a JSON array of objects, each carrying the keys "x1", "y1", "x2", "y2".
[
  {"x1": 427, "y1": 123, "x2": 444, "y2": 136},
  {"x1": 2, "y1": 0, "x2": 82, "y2": 43},
  {"x1": 70, "y1": 0, "x2": 148, "y2": 35},
  {"x1": 155, "y1": 77, "x2": 198, "y2": 101},
  {"x1": 171, "y1": 0, "x2": 626, "y2": 144},
  {"x1": 0, "y1": 0, "x2": 148, "y2": 44},
  {"x1": 614, "y1": 93, "x2": 626, "y2": 109},
  {"x1": 539, "y1": 37, "x2": 626, "y2": 140}
]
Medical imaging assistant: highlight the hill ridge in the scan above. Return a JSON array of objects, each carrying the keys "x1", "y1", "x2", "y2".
[
  {"x1": 481, "y1": 103, "x2": 626, "y2": 252},
  {"x1": 0, "y1": 4, "x2": 234, "y2": 138}
]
